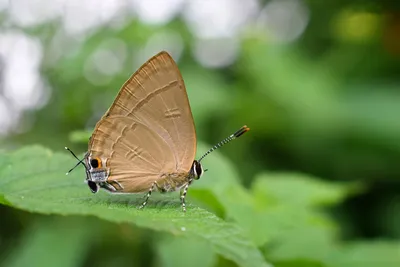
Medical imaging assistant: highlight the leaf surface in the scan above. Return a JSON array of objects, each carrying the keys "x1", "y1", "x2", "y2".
[{"x1": 0, "y1": 146, "x2": 270, "y2": 267}]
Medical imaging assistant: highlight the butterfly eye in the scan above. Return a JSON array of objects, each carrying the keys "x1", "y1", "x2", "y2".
[
  {"x1": 90, "y1": 158, "x2": 102, "y2": 168},
  {"x1": 195, "y1": 161, "x2": 203, "y2": 179}
]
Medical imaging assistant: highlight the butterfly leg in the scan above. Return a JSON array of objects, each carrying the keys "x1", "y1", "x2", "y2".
[
  {"x1": 139, "y1": 181, "x2": 159, "y2": 209},
  {"x1": 180, "y1": 180, "x2": 193, "y2": 212}
]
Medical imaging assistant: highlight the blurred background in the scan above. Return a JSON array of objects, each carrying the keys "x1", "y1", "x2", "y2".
[{"x1": 0, "y1": 0, "x2": 400, "y2": 266}]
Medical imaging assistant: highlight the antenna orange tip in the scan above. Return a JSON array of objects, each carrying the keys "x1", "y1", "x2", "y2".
[{"x1": 234, "y1": 125, "x2": 250, "y2": 138}]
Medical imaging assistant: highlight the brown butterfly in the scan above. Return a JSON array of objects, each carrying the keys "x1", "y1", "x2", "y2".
[{"x1": 66, "y1": 51, "x2": 249, "y2": 212}]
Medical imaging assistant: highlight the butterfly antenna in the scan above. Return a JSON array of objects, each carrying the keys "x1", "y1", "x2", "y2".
[
  {"x1": 65, "y1": 147, "x2": 87, "y2": 175},
  {"x1": 198, "y1": 125, "x2": 250, "y2": 163}
]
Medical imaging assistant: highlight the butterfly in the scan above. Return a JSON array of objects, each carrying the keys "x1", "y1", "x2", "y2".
[{"x1": 66, "y1": 51, "x2": 249, "y2": 212}]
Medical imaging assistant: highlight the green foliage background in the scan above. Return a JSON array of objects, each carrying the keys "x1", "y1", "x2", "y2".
[{"x1": 1, "y1": 1, "x2": 400, "y2": 267}]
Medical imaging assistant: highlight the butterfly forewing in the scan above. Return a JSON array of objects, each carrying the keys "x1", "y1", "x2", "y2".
[
  {"x1": 96, "y1": 52, "x2": 196, "y2": 172},
  {"x1": 88, "y1": 52, "x2": 196, "y2": 192}
]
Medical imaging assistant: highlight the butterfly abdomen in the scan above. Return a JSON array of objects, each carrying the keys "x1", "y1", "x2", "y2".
[{"x1": 157, "y1": 172, "x2": 189, "y2": 192}]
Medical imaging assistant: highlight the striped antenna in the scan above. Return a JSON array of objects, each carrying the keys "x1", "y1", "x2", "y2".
[{"x1": 198, "y1": 125, "x2": 250, "y2": 163}]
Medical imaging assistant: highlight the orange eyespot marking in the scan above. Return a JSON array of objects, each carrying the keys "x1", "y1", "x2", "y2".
[{"x1": 90, "y1": 157, "x2": 102, "y2": 168}]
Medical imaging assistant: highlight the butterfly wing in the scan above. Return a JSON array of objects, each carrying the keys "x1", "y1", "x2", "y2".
[
  {"x1": 88, "y1": 51, "x2": 196, "y2": 192},
  {"x1": 99, "y1": 51, "x2": 196, "y2": 173},
  {"x1": 89, "y1": 116, "x2": 179, "y2": 192}
]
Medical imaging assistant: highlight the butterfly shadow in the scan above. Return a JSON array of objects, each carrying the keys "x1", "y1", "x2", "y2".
[{"x1": 94, "y1": 191, "x2": 183, "y2": 210}]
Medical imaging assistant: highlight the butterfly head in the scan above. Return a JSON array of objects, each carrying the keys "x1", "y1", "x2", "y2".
[
  {"x1": 190, "y1": 160, "x2": 204, "y2": 180},
  {"x1": 84, "y1": 154, "x2": 109, "y2": 193}
]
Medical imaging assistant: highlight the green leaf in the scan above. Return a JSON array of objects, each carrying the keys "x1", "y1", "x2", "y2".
[
  {"x1": 216, "y1": 172, "x2": 357, "y2": 249},
  {"x1": 155, "y1": 235, "x2": 217, "y2": 267},
  {"x1": 251, "y1": 173, "x2": 356, "y2": 254},
  {"x1": 274, "y1": 259, "x2": 326, "y2": 267},
  {"x1": 252, "y1": 173, "x2": 361, "y2": 208},
  {"x1": 245, "y1": 174, "x2": 400, "y2": 267},
  {"x1": 325, "y1": 241, "x2": 400, "y2": 267},
  {"x1": 0, "y1": 145, "x2": 270, "y2": 267},
  {"x1": 2, "y1": 217, "x2": 93, "y2": 267}
]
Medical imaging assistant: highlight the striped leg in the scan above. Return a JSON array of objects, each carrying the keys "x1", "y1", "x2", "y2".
[
  {"x1": 139, "y1": 181, "x2": 158, "y2": 209},
  {"x1": 180, "y1": 180, "x2": 193, "y2": 212}
]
